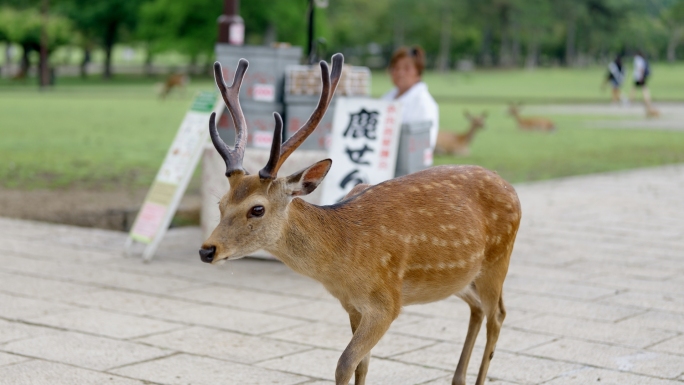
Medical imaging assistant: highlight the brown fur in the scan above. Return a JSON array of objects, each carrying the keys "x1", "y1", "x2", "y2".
[
  {"x1": 508, "y1": 104, "x2": 555, "y2": 132},
  {"x1": 203, "y1": 164, "x2": 521, "y2": 385},
  {"x1": 159, "y1": 73, "x2": 188, "y2": 98},
  {"x1": 435, "y1": 111, "x2": 487, "y2": 157},
  {"x1": 645, "y1": 105, "x2": 660, "y2": 118}
]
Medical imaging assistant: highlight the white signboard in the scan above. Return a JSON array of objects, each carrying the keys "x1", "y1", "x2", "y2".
[
  {"x1": 125, "y1": 91, "x2": 224, "y2": 261},
  {"x1": 320, "y1": 98, "x2": 402, "y2": 205}
]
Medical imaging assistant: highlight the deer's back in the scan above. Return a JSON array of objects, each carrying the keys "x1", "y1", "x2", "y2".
[{"x1": 326, "y1": 165, "x2": 521, "y2": 304}]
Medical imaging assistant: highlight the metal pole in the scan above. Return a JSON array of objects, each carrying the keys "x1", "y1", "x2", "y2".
[{"x1": 218, "y1": 0, "x2": 244, "y2": 45}]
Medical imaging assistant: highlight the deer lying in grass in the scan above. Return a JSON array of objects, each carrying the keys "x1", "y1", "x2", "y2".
[
  {"x1": 199, "y1": 53, "x2": 522, "y2": 385},
  {"x1": 508, "y1": 103, "x2": 555, "y2": 132},
  {"x1": 435, "y1": 110, "x2": 488, "y2": 157},
  {"x1": 159, "y1": 73, "x2": 189, "y2": 99}
]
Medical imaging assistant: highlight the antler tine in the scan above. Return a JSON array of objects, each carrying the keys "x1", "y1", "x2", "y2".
[
  {"x1": 211, "y1": 59, "x2": 249, "y2": 177},
  {"x1": 258, "y1": 113, "x2": 283, "y2": 179},
  {"x1": 261, "y1": 53, "x2": 344, "y2": 178}
]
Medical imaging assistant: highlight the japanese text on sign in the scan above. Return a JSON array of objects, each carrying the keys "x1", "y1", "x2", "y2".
[{"x1": 320, "y1": 98, "x2": 402, "y2": 205}]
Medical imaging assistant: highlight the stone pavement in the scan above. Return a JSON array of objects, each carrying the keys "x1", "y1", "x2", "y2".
[{"x1": 1, "y1": 165, "x2": 683, "y2": 385}]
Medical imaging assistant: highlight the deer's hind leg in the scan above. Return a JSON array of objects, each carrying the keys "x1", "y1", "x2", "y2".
[
  {"x1": 472, "y1": 256, "x2": 510, "y2": 385},
  {"x1": 452, "y1": 284, "x2": 484, "y2": 385}
]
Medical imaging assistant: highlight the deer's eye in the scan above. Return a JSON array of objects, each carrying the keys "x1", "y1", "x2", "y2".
[{"x1": 248, "y1": 205, "x2": 265, "y2": 218}]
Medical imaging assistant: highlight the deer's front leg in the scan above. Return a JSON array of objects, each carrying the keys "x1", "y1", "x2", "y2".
[
  {"x1": 336, "y1": 306, "x2": 398, "y2": 385},
  {"x1": 348, "y1": 309, "x2": 370, "y2": 385}
]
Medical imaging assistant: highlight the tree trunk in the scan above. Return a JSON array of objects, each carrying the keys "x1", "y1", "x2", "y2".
[
  {"x1": 667, "y1": 26, "x2": 682, "y2": 62},
  {"x1": 103, "y1": 21, "x2": 118, "y2": 80},
  {"x1": 103, "y1": 43, "x2": 113, "y2": 79},
  {"x1": 20, "y1": 44, "x2": 31, "y2": 77},
  {"x1": 480, "y1": 27, "x2": 493, "y2": 67},
  {"x1": 525, "y1": 37, "x2": 538, "y2": 69},
  {"x1": 4, "y1": 44, "x2": 11, "y2": 78},
  {"x1": 39, "y1": 0, "x2": 50, "y2": 89},
  {"x1": 436, "y1": 7, "x2": 452, "y2": 72},
  {"x1": 565, "y1": 18, "x2": 576, "y2": 66},
  {"x1": 511, "y1": 19, "x2": 521, "y2": 67},
  {"x1": 80, "y1": 46, "x2": 91, "y2": 78},
  {"x1": 144, "y1": 45, "x2": 154, "y2": 77}
]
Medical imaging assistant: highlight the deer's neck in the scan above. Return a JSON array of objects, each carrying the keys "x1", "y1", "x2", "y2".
[
  {"x1": 465, "y1": 125, "x2": 478, "y2": 142},
  {"x1": 268, "y1": 198, "x2": 351, "y2": 279}
]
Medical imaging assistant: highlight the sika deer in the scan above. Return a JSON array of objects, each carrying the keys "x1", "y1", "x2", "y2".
[
  {"x1": 508, "y1": 103, "x2": 555, "y2": 132},
  {"x1": 435, "y1": 110, "x2": 488, "y2": 156},
  {"x1": 200, "y1": 54, "x2": 522, "y2": 385},
  {"x1": 159, "y1": 73, "x2": 189, "y2": 99}
]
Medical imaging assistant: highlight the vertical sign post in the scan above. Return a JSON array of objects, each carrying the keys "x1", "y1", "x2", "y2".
[
  {"x1": 320, "y1": 98, "x2": 402, "y2": 205},
  {"x1": 125, "y1": 91, "x2": 224, "y2": 261}
]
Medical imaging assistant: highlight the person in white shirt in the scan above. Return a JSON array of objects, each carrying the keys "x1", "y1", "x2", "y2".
[
  {"x1": 630, "y1": 50, "x2": 653, "y2": 109},
  {"x1": 381, "y1": 46, "x2": 439, "y2": 164}
]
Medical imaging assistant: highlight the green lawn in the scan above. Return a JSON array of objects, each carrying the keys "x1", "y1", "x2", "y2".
[
  {"x1": 2, "y1": 65, "x2": 684, "y2": 190},
  {"x1": 373, "y1": 63, "x2": 684, "y2": 103}
]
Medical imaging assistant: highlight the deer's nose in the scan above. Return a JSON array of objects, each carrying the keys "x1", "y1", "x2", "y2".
[{"x1": 199, "y1": 246, "x2": 216, "y2": 263}]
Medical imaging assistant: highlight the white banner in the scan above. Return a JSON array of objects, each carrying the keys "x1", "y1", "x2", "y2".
[{"x1": 320, "y1": 98, "x2": 402, "y2": 205}]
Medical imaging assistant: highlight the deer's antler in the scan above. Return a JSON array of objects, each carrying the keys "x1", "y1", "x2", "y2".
[
  {"x1": 209, "y1": 59, "x2": 249, "y2": 177},
  {"x1": 259, "y1": 53, "x2": 344, "y2": 179}
]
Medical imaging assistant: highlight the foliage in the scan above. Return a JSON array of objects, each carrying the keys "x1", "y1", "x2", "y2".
[
  {"x1": 0, "y1": 6, "x2": 72, "y2": 51},
  {"x1": 56, "y1": 0, "x2": 144, "y2": 77}
]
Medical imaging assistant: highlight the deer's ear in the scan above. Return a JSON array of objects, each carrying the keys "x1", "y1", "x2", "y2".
[{"x1": 284, "y1": 159, "x2": 333, "y2": 196}]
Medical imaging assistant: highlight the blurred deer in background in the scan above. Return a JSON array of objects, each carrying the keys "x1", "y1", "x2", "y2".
[
  {"x1": 435, "y1": 110, "x2": 488, "y2": 157},
  {"x1": 645, "y1": 105, "x2": 660, "y2": 118},
  {"x1": 199, "y1": 53, "x2": 522, "y2": 385},
  {"x1": 508, "y1": 103, "x2": 555, "y2": 132},
  {"x1": 159, "y1": 73, "x2": 189, "y2": 99}
]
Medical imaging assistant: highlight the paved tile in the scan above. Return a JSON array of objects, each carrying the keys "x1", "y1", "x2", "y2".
[
  {"x1": 155, "y1": 304, "x2": 305, "y2": 335},
  {"x1": 0, "y1": 351, "x2": 30, "y2": 367},
  {"x1": 0, "y1": 271, "x2": 102, "y2": 301},
  {"x1": 0, "y1": 331, "x2": 170, "y2": 371},
  {"x1": 27, "y1": 308, "x2": 182, "y2": 339},
  {"x1": 271, "y1": 300, "x2": 352, "y2": 325},
  {"x1": 542, "y1": 367, "x2": 683, "y2": 385},
  {"x1": 599, "y1": 291, "x2": 684, "y2": 315},
  {"x1": 649, "y1": 335, "x2": 684, "y2": 356},
  {"x1": 65, "y1": 289, "x2": 196, "y2": 316},
  {"x1": 266, "y1": 321, "x2": 436, "y2": 359},
  {"x1": 111, "y1": 353, "x2": 309, "y2": 385},
  {"x1": 258, "y1": 348, "x2": 448, "y2": 384},
  {"x1": 0, "y1": 360, "x2": 145, "y2": 385},
  {"x1": 0, "y1": 319, "x2": 56, "y2": 344},
  {"x1": 508, "y1": 313, "x2": 677, "y2": 349},
  {"x1": 136, "y1": 326, "x2": 311, "y2": 364},
  {"x1": 0, "y1": 292, "x2": 77, "y2": 320},
  {"x1": 526, "y1": 338, "x2": 684, "y2": 379},
  {"x1": 504, "y1": 293, "x2": 644, "y2": 322},
  {"x1": 170, "y1": 284, "x2": 305, "y2": 311},
  {"x1": 617, "y1": 310, "x2": 684, "y2": 333}
]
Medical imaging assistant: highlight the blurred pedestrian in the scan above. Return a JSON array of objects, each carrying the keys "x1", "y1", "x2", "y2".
[
  {"x1": 381, "y1": 46, "x2": 439, "y2": 159},
  {"x1": 630, "y1": 50, "x2": 653, "y2": 109},
  {"x1": 602, "y1": 54, "x2": 625, "y2": 104}
]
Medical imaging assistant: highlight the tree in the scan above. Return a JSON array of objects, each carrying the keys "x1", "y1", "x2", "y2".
[
  {"x1": 59, "y1": 0, "x2": 142, "y2": 79},
  {"x1": 0, "y1": 6, "x2": 71, "y2": 78},
  {"x1": 664, "y1": 0, "x2": 684, "y2": 61}
]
